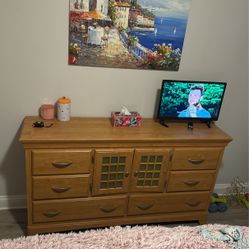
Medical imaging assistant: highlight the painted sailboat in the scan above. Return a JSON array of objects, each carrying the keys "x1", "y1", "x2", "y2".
[
  {"x1": 173, "y1": 27, "x2": 177, "y2": 35},
  {"x1": 154, "y1": 27, "x2": 157, "y2": 36}
]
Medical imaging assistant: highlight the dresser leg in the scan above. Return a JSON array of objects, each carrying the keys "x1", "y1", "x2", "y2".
[
  {"x1": 27, "y1": 226, "x2": 38, "y2": 236},
  {"x1": 198, "y1": 214, "x2": 208, "y2": 225}
]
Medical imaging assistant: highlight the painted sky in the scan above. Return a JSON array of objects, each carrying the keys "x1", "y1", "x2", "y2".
[{"x1": 138, "y1": 0, "x2": 192, "y2": 19}]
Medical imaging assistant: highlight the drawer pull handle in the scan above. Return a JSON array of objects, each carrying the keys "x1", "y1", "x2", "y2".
[
  {"x1": 137, "y1": 203, "x2": 154, "y2": 210},
  {"x1": 52, "y1": 161, "x2": 72, "y2": 168},
  {"x1": 43, "y1": 210, "x2": 61, "y2": 217},
  {"x1": 186, "y1": 201, "x2": 201, "y2": 207},
  {"x1": 100, "y1": 207, "x2": 117, "y2": 213},
  {"x1": 183, "y1": 180, "x2": 200, "y2": 187},
  {"x1": 51, "y1": 186, "x2": 71, "y2": 193},
  {"x1": 188, "y1": 159, "x2": 204, "y2": 165}
]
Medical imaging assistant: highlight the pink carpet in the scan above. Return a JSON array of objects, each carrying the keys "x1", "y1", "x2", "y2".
[{"x1": 0, "y1": 224, "x2": 248, "y2": 249}]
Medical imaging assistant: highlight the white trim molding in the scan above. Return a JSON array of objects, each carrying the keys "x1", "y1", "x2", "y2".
[
  {"x1": 0, "y1": 195, "x2": 26, "y2": 210},
  {"x1": 214, "y1": 183, "x2": 249, "y2": 195},
  {"x1": 214, "y1": 184, "x2": 231, "y2": 195}
]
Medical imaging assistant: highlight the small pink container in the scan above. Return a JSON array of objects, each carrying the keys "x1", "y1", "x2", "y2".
[{"x1": 40, "y1": 104, "x2": 55, "y2": 120}]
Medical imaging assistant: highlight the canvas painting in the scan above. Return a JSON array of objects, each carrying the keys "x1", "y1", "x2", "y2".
[{"x1": 69, "y1": 0, "x2": 192, "y2": 71}]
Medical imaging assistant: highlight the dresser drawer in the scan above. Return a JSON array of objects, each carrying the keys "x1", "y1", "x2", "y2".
[
  {"x1": 167, "y1": 170, "x2": 216, "y2": 192},
  {"x1": 33, "y1": 196, "x2": 127, "y2": 223},
  {"x1": 128, "y1": 192, "x2": 209, "y2": 215},
  {"x1": 32, "y1": 175, "x2": 90, "y2": 200},
  {"x1": 32, "y1": 150, "x2": 92, "y2": 175},
  {"x1": 171, "y1": 148, "x2": 222, "y2": 170}
]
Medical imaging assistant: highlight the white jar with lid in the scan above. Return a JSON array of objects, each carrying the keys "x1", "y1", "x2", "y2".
[{"x1": 57, "y1": 97, "x2": 71, "y2": 121}]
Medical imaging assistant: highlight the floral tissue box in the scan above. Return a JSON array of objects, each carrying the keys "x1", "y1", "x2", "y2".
[{"x1": 111, "y1": 112, "x2": 142, "y2": 128}]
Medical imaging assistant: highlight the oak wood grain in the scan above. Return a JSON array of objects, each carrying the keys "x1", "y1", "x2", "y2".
[
  {"x1": 20, "y1": 117, "x2": 232, "y2": 144},
  {"x1": 19, "y1": 116, "x2": 232, "y2": 235},
  {"x1": 171, "y1": 148, "x2": 223, "y2": 170},
  {"x1": 128, "y1": 192, "x2": 210, "y2": 215},
  {"x1": 166, "y1": 170, "x2": 216, "y2": 192},
  {"x1": 31, "y1": 149, "x2": 92, "y2": 175},
  {"x1": 32, "y1": 174, "x2": 90, "y2": 200},
  {"x1": 33, "y1": 196, "x2": 127, "y2": 223}
]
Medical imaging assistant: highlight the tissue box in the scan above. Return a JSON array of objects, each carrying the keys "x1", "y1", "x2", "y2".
[{"x1": 111, "y1": 112, "x2": 142, "y2": 128}]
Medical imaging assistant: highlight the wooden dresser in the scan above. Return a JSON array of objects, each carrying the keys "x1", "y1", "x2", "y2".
[{"x1": 19, "y1": 117, "x2": 232, "y2": 235}]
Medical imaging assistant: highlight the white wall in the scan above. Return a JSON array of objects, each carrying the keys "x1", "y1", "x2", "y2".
[
  {"x1": 248, "y1": 0, "x2": 249, "y2": 188},
  {"x1": 0, "y1": 0, "x2": 248, "y2": 202}
]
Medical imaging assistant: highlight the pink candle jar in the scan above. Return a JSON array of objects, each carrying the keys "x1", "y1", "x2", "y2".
[{"x1": 40, "y1": 104, "x2": 55, "y2": 120}]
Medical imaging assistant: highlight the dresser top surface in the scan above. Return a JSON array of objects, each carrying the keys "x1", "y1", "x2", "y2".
[{"x1": 19, "y1": 116, "x2": 232, "y2": 144}]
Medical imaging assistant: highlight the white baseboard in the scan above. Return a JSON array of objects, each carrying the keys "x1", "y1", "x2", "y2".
[
  {"x1": 0, "y1": 195, "x2": 26, "y2": 210},
  {"x1": 213, "y1": 184, "x2": 231, "y2": 195},
  {"x1": 0, "y1": 183, "x2": 248, "y2": 210},
  {"x1": 214, "y1": 183, "x2": 249, "y2": 195}
]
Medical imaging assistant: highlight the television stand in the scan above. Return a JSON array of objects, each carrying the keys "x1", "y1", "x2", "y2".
[
  {"x1": 206, "y1": 120, "x2": 212, "y2": 128},
  {"x1": 160, "y1": 120, "x2": 212, "y2": 129},
  {"x1": 159, "y1": 119, "x2": 169, "y2": 127},
  {"x1": 187, "y1": 121, "x2": 194, "y2": 130},
  {"x1": 202, "y1": 120, "x2": 212, "y2": 128},
  {"x1": 188, "y1": 121, "x2": 212, "y2": 130},
  {"x1": 20, "y1": 117, "x2": 232, "y2": 235}
]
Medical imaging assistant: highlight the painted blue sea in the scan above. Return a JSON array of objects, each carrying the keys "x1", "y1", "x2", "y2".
[{"x1": 128, "y1": 17, "x2": 188, "y2": 52}]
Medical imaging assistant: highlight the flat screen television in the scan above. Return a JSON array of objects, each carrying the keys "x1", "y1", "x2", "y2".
[{"x1": 157, "y1": 80, "x2": 227, "y2": 123}]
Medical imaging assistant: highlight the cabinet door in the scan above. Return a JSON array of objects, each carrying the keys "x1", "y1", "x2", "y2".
[
  {"x1": 130, "y1": 148, "x2": 171, "y2": 192},
  {"x1": 92, "y1": 149, "x2": 133, "y2": 196}
]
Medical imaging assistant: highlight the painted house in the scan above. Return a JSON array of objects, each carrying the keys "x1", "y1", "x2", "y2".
[
  {"x1": 113, "y1": 2, "x2": 130, "y2": 29},
  {"x1": 70, "y1": 0, "x2": 90, "y2": 12},
  {"x1": 70, "y1": 0, "x2": 110, "y2": 31},
  {"x1": 89, "y1": 0, "x2": 108, "y2": 15},
  {"x1": 129, "y1": 8, "x2": 142, "y2": 26},
  {"x1": 96, "y1": 0, "x2": 109, "y2": 16},
  {"x1": 129, "y1": 8, "x2": 154, "y2": 28},
  {"x1": 129, "y1": 8, "x2": 155, "y2": 28},
  {"x1": 136, "y1": 15, "x2": 154, "y2": 27},
  {"x1": 70, "y1": 0, "x2": 108, "y2": 16}
]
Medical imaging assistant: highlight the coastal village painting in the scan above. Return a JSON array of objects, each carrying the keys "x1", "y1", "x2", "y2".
[{"x1": 69, "y1": 0, "x2": 191, "y2": 71}]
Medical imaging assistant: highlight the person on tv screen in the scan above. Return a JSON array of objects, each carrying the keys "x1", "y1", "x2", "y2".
[{"x1": 178, "y1": 85, "x2": 211, "y2": 118}]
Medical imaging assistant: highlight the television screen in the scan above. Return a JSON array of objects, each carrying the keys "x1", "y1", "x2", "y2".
[{"x1": 158, "y1": 80, "x2": 227, "y2": 121}]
